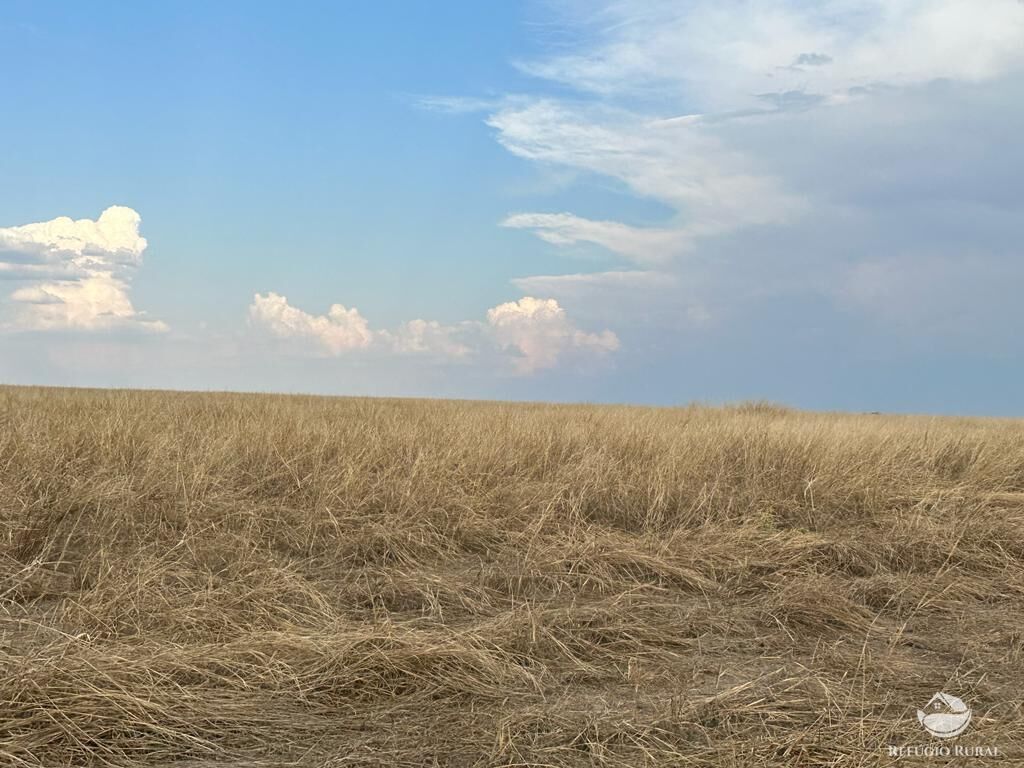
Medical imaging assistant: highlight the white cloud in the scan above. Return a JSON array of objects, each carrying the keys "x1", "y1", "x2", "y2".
[
  {"x1": 487, "y1": 98, "x2": 806, "y2": 262},
  {"x1": 511, "y1": 270, "x2": 669, "y2": 297},
  {"x1": 416, "y1": 95, "x2": 501, "y2": 114},
  {"x1": 248, "y1": 293, "x2": 618, "y2": 374},
  {"x1": 486, "y1": 296, "x2": 619, "y2": 374},
  {"x1": 519, "y1": 0, "x2": 1024, "y2": 106},
  {"x1": 0, "y1": 207, "x2": 165, "y2": 332},
  {"x1": 0, "y1": 205, "x2": 147, "y2": 267},
  {"x1": 10, "y1": 275, "x2": 155, "y2": 331},
  {"x1": 502, "y1": 212, "x2": 687, "y2": 264},
  {"x1": 249, "y1": 292, "x2": 372, "y2": 355}
]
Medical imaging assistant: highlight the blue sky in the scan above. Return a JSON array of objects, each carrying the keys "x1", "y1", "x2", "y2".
[{"x1": 1, "y1": 0, "x2": 1023, "y2": 414}]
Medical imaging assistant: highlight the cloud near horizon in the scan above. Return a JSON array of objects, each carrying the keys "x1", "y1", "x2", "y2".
[
  {"x1": 248, "y1": 292, "x2": 618, "y2": 374},
  {"x1": 248, "y1": 292, "x2": 373, "y2": 355},
  {"x1": 0, "y1": 206, "x2": 165, "y2": 332}
]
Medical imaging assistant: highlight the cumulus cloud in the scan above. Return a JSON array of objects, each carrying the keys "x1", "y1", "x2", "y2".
[
  {"x1": 0, "y1": 206, "x2": 147, "y2": 267},
  {"x1": 0, "y1": 207, "x2": 165, "y2": 332},
  {"x1": 486, "y1": 296, "x2": 619, "y2": 373},
  {"x1": 248, "y1": 293, "x2": 617, "y2": 374},
  {"x1": 249, "y1": 292, "x2": 372, "y2": 355}
]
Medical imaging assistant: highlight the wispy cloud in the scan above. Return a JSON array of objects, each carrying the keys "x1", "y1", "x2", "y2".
[
  {"x1": 487, "y1": 97, "x2": 806, "y2": 263},
  {"x1": 415, "y1": 95, "x2": 503, "y2": 114},
  {"x1": 502, "y1": 212, "x2": 687, "y2": 265}
]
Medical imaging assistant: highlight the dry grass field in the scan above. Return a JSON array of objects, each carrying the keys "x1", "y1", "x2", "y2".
[{"x1": 2, "y1": 385, "x2": 1024, "y2": 766}]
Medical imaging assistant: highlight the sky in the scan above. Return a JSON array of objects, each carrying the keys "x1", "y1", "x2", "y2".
[{"x1": 1, "y1": 0, "x2": 1023, "y2": 414}]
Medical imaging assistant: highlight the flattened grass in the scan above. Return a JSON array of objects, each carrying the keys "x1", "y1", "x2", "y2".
[{"x1": 2, "y1": 386, "x2": 1023, "y2": 765}]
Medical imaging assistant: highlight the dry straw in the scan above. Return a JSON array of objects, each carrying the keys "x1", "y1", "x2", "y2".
[{"x1": 1, "y1": 387, "x2": 1023, "y2": 766}]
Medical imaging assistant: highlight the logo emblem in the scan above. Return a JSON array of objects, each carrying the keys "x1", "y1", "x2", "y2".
[{"x1": 917, "y1": 692, "x2": 972, "y2": 739}]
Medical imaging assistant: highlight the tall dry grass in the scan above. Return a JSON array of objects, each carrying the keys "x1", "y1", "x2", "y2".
[{"x1": 1, "y1": 385, "x2": 1023, "y2": 766}]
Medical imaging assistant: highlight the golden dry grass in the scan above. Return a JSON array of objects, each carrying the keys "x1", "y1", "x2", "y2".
[{"x1": 2, "y1": 385, "x2": 1023, "y2": 766}]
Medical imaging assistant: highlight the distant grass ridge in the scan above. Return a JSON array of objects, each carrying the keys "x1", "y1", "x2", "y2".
[{"x1": 1, "y1": 385, "x2": 1023, "y2": 766}]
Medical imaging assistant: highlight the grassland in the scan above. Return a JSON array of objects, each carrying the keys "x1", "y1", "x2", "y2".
[{"x1": 1, "y1": 385, "x2": 1023, "y2": 766}]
